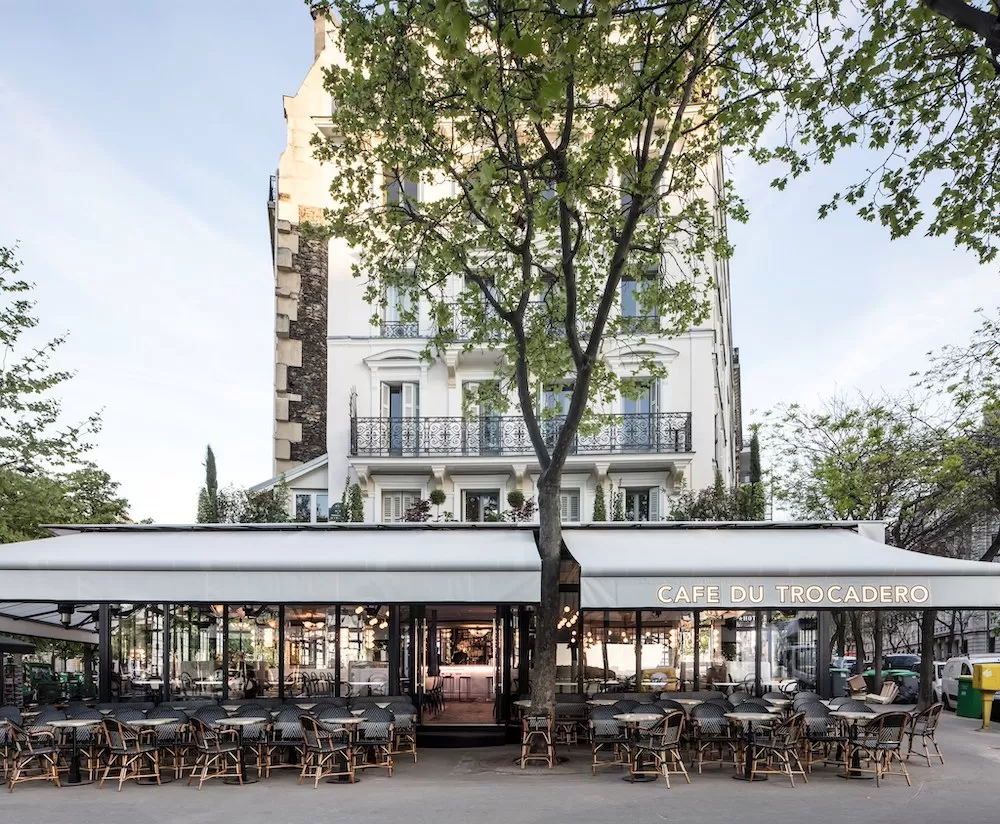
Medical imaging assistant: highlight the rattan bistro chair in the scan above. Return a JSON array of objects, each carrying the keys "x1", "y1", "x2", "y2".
[
  {"x1": 5, "y1": 720, "x2": 61, "y2": 792},
  {"x1": 388, "y1": 702, "x2": 418, "y2": 763},
  {"x1": 266, "y1": 707, "x2": 306, "y2": 776},
  {"x1": 907, "y1": 702, "x2": 944, "y2": 766},
  {"x1": 854, "y1": 711, "x2": 912, "y2": 787},
  {"x1": 187, "y1": 717, "x2": 241, "y2": 789},
  {"x1": 588, "y1": 705, "x2": 628, "y2": 775},
  {"x1": 749, "y1": 712, "x2": 808, "y2": 787},
  {"x1": 299, "y1": 715, "x2": 354, "y2": 787},
  {"x1": 100, "y1": 717, "x2": 162, "y2": 791},
  {"x1": 629, "y1": 710, "x2": 689, "y2": 787},
  {"x1": 356, "y1": 707, "x2": 394, "y2": 776},
  {"x1": 688, "y1": 702, "x2": 737, "y2": 774}
]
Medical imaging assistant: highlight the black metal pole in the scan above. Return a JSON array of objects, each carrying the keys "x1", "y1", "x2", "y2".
[
  {"x1": 817, "y1": 610, "x2": 833, "y2": 699},
  {"x1": 693, "y1": 611, "x2": 701, "y2": 691},
  {"x1": 754, "y1": 610, "x2": 763, "y2": 697},
  {"x1": 334, "y1": 606, "x2": 342, "y2": 697},
  {"x1": 98, "y1": 604, "x2": 112, "y2": 703},
  {"x1": 221, "y1": 604, "x2": 229, "y2": 702},
  {"x1": 389, "y1": 606, "x2": 401, "y2": 695},
  {"x1": 501, "y1": 606, "x2": 513, "y2": 723},
  {"x1": 162, "y1": 603, "x2": 171, "y2": 703},
  {"x1": 277, "y1": 605, "x2": 286, "y2": 700},
  {"x1": 517, "y1": 607, "x2": 530, "y2": 698},
  {"x1": 634, "y1": 610, "x2": 643, "y2": 691}
]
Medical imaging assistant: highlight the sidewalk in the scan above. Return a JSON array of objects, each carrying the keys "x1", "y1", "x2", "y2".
[{"x1": 3, "y1": 712, "x2": 999, "y2": 824}]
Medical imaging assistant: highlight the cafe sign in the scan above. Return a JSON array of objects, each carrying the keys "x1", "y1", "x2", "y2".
[{"x1": 655, "y1": 582, "x2": 931, "y2": 607}]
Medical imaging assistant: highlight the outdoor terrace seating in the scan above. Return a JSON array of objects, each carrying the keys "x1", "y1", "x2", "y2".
[
  {"x1": 187, "y1": 716, "x2": 241, "y2": 789},
  {"x1": 749, "y1": 711, "x2": 808, "y2": 786},
  {"x1": 688, "y1": 702, "x2": 737, "y2": 774},
  {"x1": 628, "y1": 710, "x2": 689, "y2": 787},
  {"x1": 5, "y1": 719, "x2": 60, "y2": 792},
  {"x1": 299, "y1": 714, "x2": 353, "y2": 787},
  {"x1": 907, "y1": 702, "x2": 944, "y2": 766},
  {"x1": 852, "y1": 710, "x2": 912, "y2": 787},
  {"x1": 356, "y1": 706, "x2": 394, "y2": 776},
  {"x1": 588, "y1": 705, "x2": 628, "y2": 775},
  {"x1": 100, "y1": 716, "x2": 161, "y2": 791}
]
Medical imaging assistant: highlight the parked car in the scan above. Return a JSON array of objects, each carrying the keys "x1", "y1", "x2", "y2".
[
  {"x1": 883, "y1": 654, "x2": 921, "y2": 672},
  {"x1": 941, "y1": 654, "x2": 1000, "y2": 710},
  {"x1": 932, "y1": 661, "x2": 945, "y2": 704}
]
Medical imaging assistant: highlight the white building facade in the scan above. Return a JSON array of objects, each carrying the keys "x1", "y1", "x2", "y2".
[{"x1": 257, "y1": 12, "x2": 742, "y2": 525}]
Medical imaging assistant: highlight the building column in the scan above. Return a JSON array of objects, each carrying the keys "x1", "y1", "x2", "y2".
[
  {"x1": 693, "y1": 611, "x2": 701, "y2": 692},
  {"x1": 278, "y1": 606, "x2": 286, "y2": 701},
  {"x1": 221, "y1": 605, "x2": 230, "y2": 702}
]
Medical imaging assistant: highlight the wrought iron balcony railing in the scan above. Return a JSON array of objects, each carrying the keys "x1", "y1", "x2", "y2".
[
  {"x1": 350, "y1": 412, "x2": 692, "y2": 457},
  {"x1": 379, "y1": 320, "x2": 421, "y2": 338}
]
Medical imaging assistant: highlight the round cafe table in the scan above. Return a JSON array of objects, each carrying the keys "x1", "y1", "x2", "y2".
[
  {"x1": 47, "y1": 718, "x2": 101, "y2": 785},
  {"x1": 725, "y1": 712, "x2": 776, "y2": 781},
  {"x1": 614, "y1": 713, "x2": 665, "y2": 782},
  {"x1": 215, "y1": 717, "x2": 268, "y2": 784},
  {"x1": 586, "y1": 699, "x2": 617, "y2": 706},
  {"x1": 829, "y1": 710, "x2": 875, "y2": 779},
  {"x1": 673, "y1": 697, "x2": 704, "y2": 710},
  {"x1": 318, "y1": 716, "x2": 364, "y2": 783}
]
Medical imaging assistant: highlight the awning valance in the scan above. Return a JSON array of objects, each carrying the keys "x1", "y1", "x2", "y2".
[
  {"x1": 565, "y1": 526, "x2": 1000, "y2": 609},
  {"x1": 0, "y1": 528, "x2": 541, "y2": 604}
]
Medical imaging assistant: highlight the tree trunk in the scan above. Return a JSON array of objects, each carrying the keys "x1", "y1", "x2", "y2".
[
  {"x1": 872, "y1": 611, "x2": 884, "y2": 692},
  {"x1": 530, "y1": 484, "x2": 561, "y2": 716},
  {"x1": 850, "y1": 611, "x2": 865, "y2": 672},
  {"x1": 918, "y1": 609, "x2": 936, "y2": 711}
]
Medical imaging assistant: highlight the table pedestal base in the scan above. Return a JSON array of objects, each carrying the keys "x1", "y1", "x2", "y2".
[{"x1": 732, "y1": 773, "x2": 768, "y2": 782}]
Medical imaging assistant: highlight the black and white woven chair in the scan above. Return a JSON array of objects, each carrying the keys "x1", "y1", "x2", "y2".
[
  {"x1": 356, "y1": 707, "x2": 394, "y2": 776},
  {"x1": 100, "y1": 716, "x2": 161, "y2": 791},
  {"x1": 186, "y1": 717, "x2": 241, "y2": 789},
  {"x1": 299, "y1": 715, "x2": 354, "y2": 787}
]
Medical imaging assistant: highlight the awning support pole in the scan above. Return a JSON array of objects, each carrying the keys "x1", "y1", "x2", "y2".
[
  {"x1": 98, "y1": 604, "x2": 112, "y2": 703},
  {"x1": 754, "y1": 610, "x2": 762, "y2": 697},
  {"x1": 817, "y1": 610, "x2": 833, "y2": 699},
  {"x1": 162, "y1": 603, "x2": 171, "y2": 703}
]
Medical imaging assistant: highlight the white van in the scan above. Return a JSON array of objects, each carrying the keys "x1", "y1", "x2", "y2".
[{"x1": 941, "y1": 655, "x2": 1000, "y2": 710}]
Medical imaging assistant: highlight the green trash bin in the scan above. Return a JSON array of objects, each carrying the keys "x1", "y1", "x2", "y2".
[{"x1": 957, "y1": 675, "x2": 981, "y2": 718}]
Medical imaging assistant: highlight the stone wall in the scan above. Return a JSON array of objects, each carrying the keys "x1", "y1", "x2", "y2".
[{"x1": 273, "y1": 205, "x2": 329, "y2": 473}]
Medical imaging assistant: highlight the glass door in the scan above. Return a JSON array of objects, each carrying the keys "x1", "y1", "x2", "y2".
[{"x1": 421, "y1": 605, "x2": 503, "y2": 725}]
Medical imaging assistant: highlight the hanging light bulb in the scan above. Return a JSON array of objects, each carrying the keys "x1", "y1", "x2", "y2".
[
  {"x1": 368, "y1": 617, "x2": 379, "y2": 626},
  {"x1": 379, "y1": 620, "x2": 389, "y2": 629},
  {"x1": 355, "y1": 606, "x2": 364, "y2": 614}
]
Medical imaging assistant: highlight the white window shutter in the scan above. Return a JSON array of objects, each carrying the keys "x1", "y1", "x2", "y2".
[
  {"x1": 381, "y1": 384, "x2": 391, "y2": 418},
  {"x1": 559, "y1": 492, "x2": 569, "y2": 522},
  {"x1": 648, "y1": 487, "x2": 660, "y2": 522},
  {"x1": 402, "y1": 383, "x2": 418, "y2": 419},
  {"x1": 385, "y1": 285, "x2": 400, "y2": 323},
  {"x1": 569, "y1": 492, "x2": 580, "y2": 522}
]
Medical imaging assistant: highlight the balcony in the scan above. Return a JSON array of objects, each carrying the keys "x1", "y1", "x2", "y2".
[
  {"x1": 379, "y1": 320, "x2": 421, "y2": 338},
  {"x1": 349, "y1": 413, "x2": 692, "y2": 457}
]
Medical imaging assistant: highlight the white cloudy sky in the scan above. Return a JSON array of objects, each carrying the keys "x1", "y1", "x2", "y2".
[{"x1": 1, "y1": 3, "x2": 997, "y2": 522}]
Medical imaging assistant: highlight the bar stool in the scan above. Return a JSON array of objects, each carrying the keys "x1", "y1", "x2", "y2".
[
  {"x1": 485, "y1": 676, "x2": 495, "y2": 700},
  {"x1": 520, "y1": 715, "x2": 554, "y2": 768},
  {"x1": 458, "y1": 676, "x2": 471, "y2": 702},
  {"x1": 443, "y1": 674, "x2": 455, "y2": 701}
]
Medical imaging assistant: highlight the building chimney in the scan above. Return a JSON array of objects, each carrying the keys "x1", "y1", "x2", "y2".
[{"x1": 310, "y1": 4, "x2": 333, "y2": 61}]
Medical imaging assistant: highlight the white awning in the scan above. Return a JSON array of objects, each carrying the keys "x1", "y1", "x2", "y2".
[
  {"x1": 0, "y1": 527, "x2": 541, "y2": 604},
  {"x1": 565, "y1": 525, "x2": 1000, "y2": 609}
]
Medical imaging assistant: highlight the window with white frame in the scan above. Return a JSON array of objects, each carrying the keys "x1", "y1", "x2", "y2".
[
  {"x1": 382, "y1": 490, "x2": 421, "y2": 523},
  {"x1": 384, "y1": 167, "x2": 419, "y2": 207},
  {"x1": 464, "y1": 489, "x2": 500, "y2": 522},
  {"x1": 623, "y1": 487, "x2": 659, "y2": 522},
  {"x1": 560, "y1": 489, "x2": 581, "y2": 523},
  {"x1": 293, "y1": 492, "x2": 330, "y2": 523}
]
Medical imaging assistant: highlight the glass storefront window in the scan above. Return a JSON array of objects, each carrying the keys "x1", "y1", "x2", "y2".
[
  {"x1": 111, "y1": 604, "x2": 164, "y2": 701},
  {"x1": 227, "y1": 605, "x2": 279, "y2": 698},
  {"x1": 639, "y1": 610, "x2": 694, "y2": 693},
  {"x1": 582, "y1": 610, "x2": 638, "y2": 691},
  {"x1": 169, "y1": 604, "x2": 222, "y2": 698},
  {"x1": 285, "y1": 605, "x2": 338, "y2": 697},
  {"x1": 341, "y1": 605, "x2": 390, "y2": 696}
]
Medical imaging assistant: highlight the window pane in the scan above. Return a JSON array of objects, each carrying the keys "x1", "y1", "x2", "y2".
[
  {"x1": 111, "y1": 605, "x2": 164, "y2": 702},
  {"x1": 294, "y1": 494, "x2": 312, "y2": 523},
  {"x1": 227, "y1": 605, "x2": 280, "y2": 698},
  {"x1": 343, "y1": 605, "x2": 390, "y2": 696},
  {"x1": 316, "y1": 494, "x2": 329, "y2": 523},
  {"x1": 621, "y1": 279, "x2": 639, "y2": 317},
  {"x1": 285, "y1": 605, "x2": 338, "y2": 697},
  {"x1": 169, "y1": 605, "x2": 222, "y2": 699}
]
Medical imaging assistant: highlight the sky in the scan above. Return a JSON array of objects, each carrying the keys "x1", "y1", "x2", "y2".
[{"x1": 1, "y1": 3, "x2": 997, "y2": 522}]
